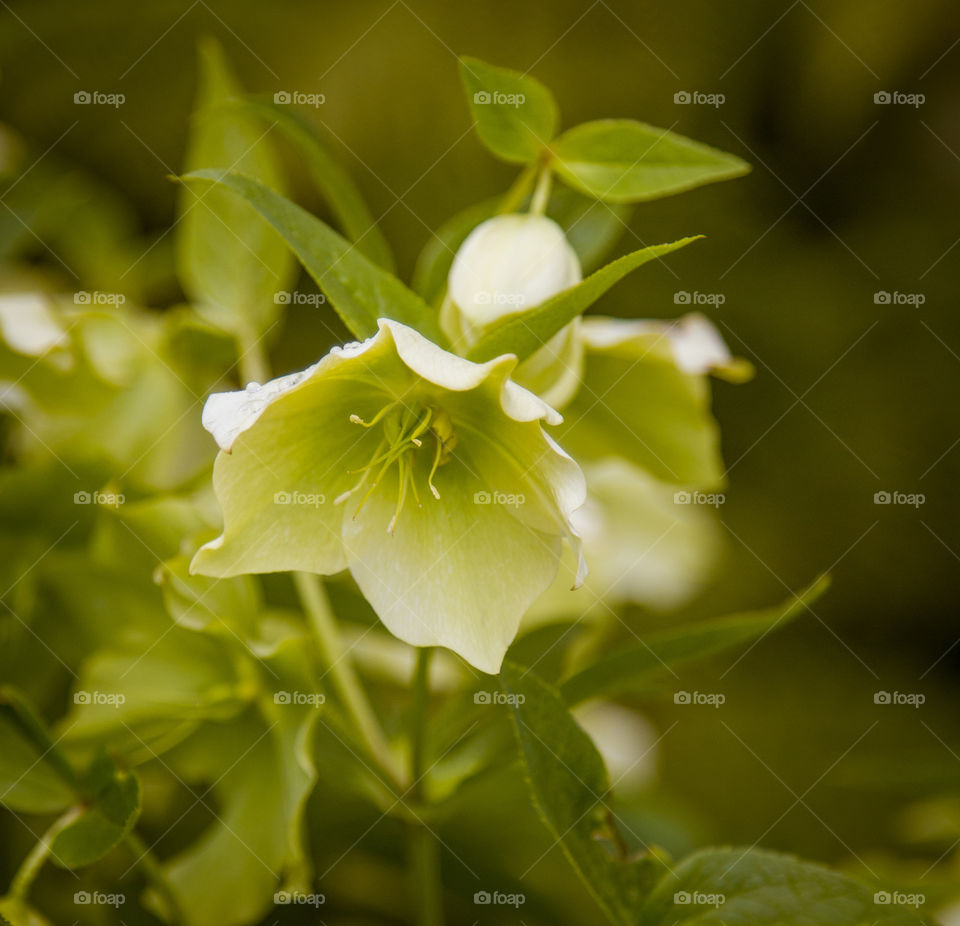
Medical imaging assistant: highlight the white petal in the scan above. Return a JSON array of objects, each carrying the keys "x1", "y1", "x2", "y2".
[
  {"x1": 378, "y1": 319, "x2": 563, "y2": 425},
  {"x1": 581, "y1": 313, "x2": 733, "y2": 375},
  {"x1": 448, "y1": 214, "x2": 581, "y2": 327},
  {"x1": 0, "y1": 293, "x2": 70, "y2": 357}
]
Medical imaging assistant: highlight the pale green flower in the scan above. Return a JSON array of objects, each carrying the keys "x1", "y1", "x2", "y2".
[
  {"x1": 193, "y1": 319, "x2": 586, "y2": 674},
  {"x1": 442, "y1": 213, "x2": 584, "y2": 408}
]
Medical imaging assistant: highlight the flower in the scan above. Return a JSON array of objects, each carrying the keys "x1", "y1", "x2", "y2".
[
  {"x1": 193, "y1": 319, "x2": 586, "y2": 674},
  {"x1": 442, "y1": 213, "x2": 584, "y2": 409}
]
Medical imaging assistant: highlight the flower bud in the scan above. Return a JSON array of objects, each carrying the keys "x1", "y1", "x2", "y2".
[
  {"x1": 444, "y1": 214, "x2": 584, "y2": 409},
  {"x1": 448, "y1": 214, "x2": 581, "y2": 329}
]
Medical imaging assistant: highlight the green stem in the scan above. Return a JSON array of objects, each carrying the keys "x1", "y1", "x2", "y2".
[
  {"x1": 407, "y1": 648, "x2": 442, "y2": 925},
  {"x1": 237, "y1": 330, "x2": 270, "y2": 384},
  {"x1": 498, "y1": 163, "x2": 538, "y2": 214},
  {"x1": 529, "y1": 165, "x2": 553, "y2": 215},
  {"x1": 294, "y1": 571, "x2": 403, "y2": 788},
  {"x1": 124, "y1": 831, "x2": 185, "y2": 926},
  {"x1": 407, "y1": 824, "x2": 444, "y2": 926},
  {"x1": 8, "y1": 806, "x2": 82, "y2": 900}
]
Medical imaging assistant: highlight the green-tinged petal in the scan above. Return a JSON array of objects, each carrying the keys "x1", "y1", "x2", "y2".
[
  {"x1": 527, "y1": 457, "x2": 722, "y2": 624},
  {"x1": 194, "y1": 319, "x2": 586, "y2": 671},
  {"x1": 558, "y1": 315, "x2": 735, "y2": 487},
  {"x1": 341, "y1": 452, "x2": 563, "y2": 674}
]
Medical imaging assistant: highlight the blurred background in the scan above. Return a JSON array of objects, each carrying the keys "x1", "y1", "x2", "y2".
[{"x1": 1, "y1": 0, "x2": 958, "y2": 905}]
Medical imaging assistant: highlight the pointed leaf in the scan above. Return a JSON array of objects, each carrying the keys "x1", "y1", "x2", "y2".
[
  {"x1": 176, "y1": 39, "x2": 294, "y2": 339},
  {"x1": 467, "y1": 236, "x2": 701, "y2": 363},
  {"x1": 552, "y1": 119, "x2": 749, "y2": 203},
  {"x1": 501, "y1": 662, "x2": 668, "y2": 926},
  {"x1": 232, "y1": 99, "x2": 395, "y2": 271},
  {"x1": 181, "y1": 169, "x2": 447, "y2": 345},
  {"x1": 561, "y1": 575, "x2": 830, "y2": 705}
]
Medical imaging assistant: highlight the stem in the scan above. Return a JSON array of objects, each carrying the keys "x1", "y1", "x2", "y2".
[
  {"x1": 407, "y1": 824, "x2": 443, "y2": 926},
  {"x1": 409, "y1": 648, "x2": 432, "y2": 793},
  {"x1": 237, "y1": 330, "x2": 270, "y2": 384},
  {"x1": 498, "y1": 163, "x2": 538, "y2": 214},
  {"x1": 529, "y1": 165, "x2": 553, "y2": 215},
  {"x1": 9, "y1": 806, "x2": 82, "y2": 900},
  {"x1": 294, "y1": 571, "x2": 403, "y2": 788},
  {"x1": 407, "y1": 648, "x2": 442, "y2": 925},
  {"x1": 124, "y1": 831, "x2": 185, "y2": 925}
]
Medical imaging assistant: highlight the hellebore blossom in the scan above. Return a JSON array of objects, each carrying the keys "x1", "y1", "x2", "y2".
[
  {"x1": 443, "y1": 213, "x2": 584, "y2": 408},
  {"x1": 193, "y1": 319, "x2": 586, "y2": 674}
]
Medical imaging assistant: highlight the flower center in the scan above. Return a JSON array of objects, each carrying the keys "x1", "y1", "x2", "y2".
[{"x1": 335, "y1": 400, "x2": 457, "y2": 533}]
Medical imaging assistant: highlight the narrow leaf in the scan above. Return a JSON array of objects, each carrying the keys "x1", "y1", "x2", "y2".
[
  {"x1": 232, "y1": 99, "x2": 395, "y2": 272},
  {"x1": 181, "y1": 170, "x2": 447, "y2": 345},
  {"x1": 561, "y1": 575, "x2": 831, "y2": 705},
  {"x1": 467, "y1": 236, "x2": 701, "y2": 363},
  {"x1": 501, "y1": 662, "x2": 668, "y2": 926},
  {"x1": 176, "y1": 39, "x2": 294, "y2": 339}
]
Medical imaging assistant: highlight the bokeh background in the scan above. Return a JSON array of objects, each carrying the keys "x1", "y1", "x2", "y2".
[{"x1": 1, "y1": 0, "x2": 958, "y2": 902}]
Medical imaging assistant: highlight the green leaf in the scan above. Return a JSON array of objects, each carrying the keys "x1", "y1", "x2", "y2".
[
  {"x1": 412, "y1": 197, "x2": 500, "y2": 304},
  {"x1": 232, "y1": 99, "x2": 395, "y2": 272},
  {"x1": 561, "y1": 575, "x2": 830, "y2": 705},
  {"x1": 153, "y1": 637, "x2": 320, "y2": 926},
  {"x1": 639, "y1": 846, "x2": 931, "y2": 926},
  {"x1": 49, "y1": 757, "x2": 140, "y2": 868},
  {"x1": 181, "y1": 169, "x2": 447, "y2": 346},
  {"x1": 459, "y1": 56, "x2": 558, "y2": 163},
  {"x1": 551, "y1": 119, "x2": 749, "y2": 203},
  {"x1": 500, "y1": 662, "x2": 668, "y2": 926},
  {"x1": 0, "y1": 688, "x2": 77, "y2": 814},
  {"x1": 467, "y1": 237, "x2": 701, "y2": 363},
  {"x1": 176, "y1": 39, "x2": 294, "y2": 340}
]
